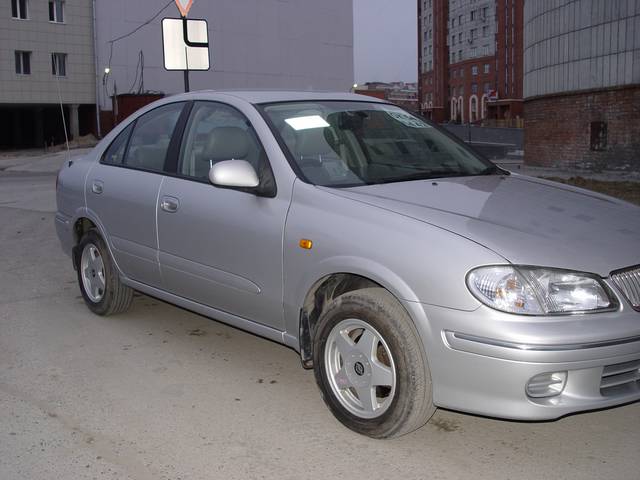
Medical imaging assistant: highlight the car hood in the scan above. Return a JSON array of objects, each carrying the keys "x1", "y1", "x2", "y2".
[{"x1": 322, "y1": 174, "x2": 640, "y2": 276}]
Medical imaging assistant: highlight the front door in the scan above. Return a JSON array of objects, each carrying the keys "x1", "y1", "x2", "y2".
[{"x1": 157, "y1": 101, "x2": 289, "y2": 330}]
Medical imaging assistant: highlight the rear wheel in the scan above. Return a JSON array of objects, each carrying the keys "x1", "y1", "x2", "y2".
[
  {"x1": 313, "y1": 288, "x2": 435, "y2": 438},
  {"x1": 75, "y1": 230, "x2": 133, "y2": 316}
]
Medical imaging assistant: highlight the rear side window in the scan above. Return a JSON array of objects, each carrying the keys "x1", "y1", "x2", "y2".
[
  {"x1": 125, "y1": 103, "x2": 184, "y2": 172},
  {"x1": 102, "y1": 123, "x2": 133, "y2": 165}
]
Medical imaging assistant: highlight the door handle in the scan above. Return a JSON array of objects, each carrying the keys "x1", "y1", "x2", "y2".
[
  {"x1": 91, "y1": 181, "x2": 103, "y2": 194},
  {"x1": 160, "y1": 196, "x2": 179, "y2": 213}
]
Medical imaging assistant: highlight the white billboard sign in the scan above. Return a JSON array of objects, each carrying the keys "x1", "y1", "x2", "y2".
[{"x1": 162, "y1": 17, "x2": 210, "y2": 71}]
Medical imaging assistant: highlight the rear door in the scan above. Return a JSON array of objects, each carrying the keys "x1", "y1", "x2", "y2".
[
  {"x1": 86, "y1": 102, "x2": 186, "y2": 288},
  {"x1": 156, "y1": 100, "x2": 289, "y2": 330}
]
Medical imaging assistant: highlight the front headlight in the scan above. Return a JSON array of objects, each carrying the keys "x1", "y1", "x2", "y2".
[{"x1": 466, "y1": 266, "x2": 617, "y2": 315}]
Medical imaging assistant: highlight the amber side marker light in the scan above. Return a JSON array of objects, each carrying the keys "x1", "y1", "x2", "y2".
[{"x1": 299, "y1": 239, "x2": 313, "y2": 250}]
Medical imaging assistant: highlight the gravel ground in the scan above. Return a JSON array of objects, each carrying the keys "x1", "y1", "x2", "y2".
[{"x1": 1, "y1": 153, "x2": 639, "y2": 480}]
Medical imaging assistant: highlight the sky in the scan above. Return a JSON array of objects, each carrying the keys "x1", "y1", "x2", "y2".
[{"x1": 353, "y1": 0, "x2": 417, "y2": 84}]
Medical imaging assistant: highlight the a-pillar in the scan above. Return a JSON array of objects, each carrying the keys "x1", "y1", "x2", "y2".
[{"x1": 69, "y1": 104, "x2": 80, "y2": 140}]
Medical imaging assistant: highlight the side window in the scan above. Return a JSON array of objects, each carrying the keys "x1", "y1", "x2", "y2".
[
  {"x1": 125, "y1": 103, "x2": 184, "y2": 172},
  {"x1": 102, "y1": 123, "x2": 133, "y2": 165},
  {"x1": 179, "y1": 101, "x2": 269, "y2": 181}
]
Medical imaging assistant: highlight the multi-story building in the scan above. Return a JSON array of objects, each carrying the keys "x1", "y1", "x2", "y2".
[
  {"x1": 523, "y1": 0, "x2": 640, "y2": 170},
  {"x1": 418, "y1": 0, "x2": 523, "y2": 124},
  {"x1": 95, "y1": 0, "x2": 354, "y2": 126},
  {"x1": 1, "y1": 0, "x2": 354, "y2": 148},
  {"x1": 0, "y1": 0, "x2": 97, "y2": 149}
]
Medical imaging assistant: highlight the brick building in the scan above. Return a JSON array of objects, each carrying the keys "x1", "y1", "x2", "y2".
[
  {"x1": 418, "y1": 0, "x2": 523, "y2": 125},
  {"x1": 523, "y1": 0, "x2": 640, "y2": 170}
]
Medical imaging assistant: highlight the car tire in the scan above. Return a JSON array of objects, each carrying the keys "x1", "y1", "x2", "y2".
[
  {"x1": 75, "y1": 229, "x2": 133, "y2": 316},
  {"x1": 313, "y1": 287, "x2": 435, "y2": 438}
]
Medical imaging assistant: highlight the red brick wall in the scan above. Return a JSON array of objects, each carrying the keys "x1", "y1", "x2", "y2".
[
  {"x1": 495, "y1": 0, "x2": 524, "y2": 101},
  {"x1": 524, "y1": 86, "x2": 640, "y2": 170}
]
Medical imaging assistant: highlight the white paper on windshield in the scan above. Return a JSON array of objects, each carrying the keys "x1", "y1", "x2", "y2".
[
  {"x1": 384, "y1": 110, "x2": 430, "y2": 129},
  {"x1": 285, "y1": 115, "x2": 330, "y2": 131}
]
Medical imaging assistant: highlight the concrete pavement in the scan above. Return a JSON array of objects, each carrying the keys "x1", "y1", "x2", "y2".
[{"x1": 1, "y1": 165, "x2": 639, "y2": 480}]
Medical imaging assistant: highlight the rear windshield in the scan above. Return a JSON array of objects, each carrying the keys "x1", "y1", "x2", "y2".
[{"x1": 261, "y1": 101, "x2": 493, "y2": 187}]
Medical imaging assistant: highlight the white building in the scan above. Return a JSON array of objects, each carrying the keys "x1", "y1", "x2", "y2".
[
  {"x1": 0, "y1": 0, "x2": 96, "y2": 148},
  {"x1": 0, "y1": 0, "x2": 354, "y2": 148},
  {"x1": 95, "y1": 0, "x2": 354, "y2": 115}
]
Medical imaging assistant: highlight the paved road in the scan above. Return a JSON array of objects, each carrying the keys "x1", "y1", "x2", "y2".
[{"x1": 1, "y1": 164, "x2": 639, "y2": 480}]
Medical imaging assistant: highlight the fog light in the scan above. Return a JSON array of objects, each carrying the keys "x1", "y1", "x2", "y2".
[{"x1": 526, "y1": 371, "x2": 567, "y2": 398}]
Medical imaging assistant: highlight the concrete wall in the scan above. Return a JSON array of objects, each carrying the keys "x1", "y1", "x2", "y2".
[
  {"x1": 0, "y1": 0, "x2": 96, "y2": 105},
  {"x1": 96, "y1": 0, "x2": 354, "y2": 111},
  {"x1": 524, "y1": 0, "x2": 640, "y2": 98}
]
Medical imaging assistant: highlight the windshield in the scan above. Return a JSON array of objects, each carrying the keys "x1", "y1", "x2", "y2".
[{"x1": 261, "y1": 101, "x2": 495, "y2": 187}]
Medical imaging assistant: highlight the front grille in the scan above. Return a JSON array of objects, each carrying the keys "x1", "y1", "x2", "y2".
[
  {"x1": 610, "y1": 265, "x2": 640, "y2": 311},
  {"x1": 600, "y1": 360, "x2": 640, "y2": 397}
]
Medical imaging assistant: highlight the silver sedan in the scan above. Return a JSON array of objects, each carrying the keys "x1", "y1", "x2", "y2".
[{"x1": 55, "y1": 91, "x2": 640, "y2": 438}]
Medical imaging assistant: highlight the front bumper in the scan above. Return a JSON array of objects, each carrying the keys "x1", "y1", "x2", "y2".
[{"x1": 403, "y1": 301, "x2": 640, "y2": 420}]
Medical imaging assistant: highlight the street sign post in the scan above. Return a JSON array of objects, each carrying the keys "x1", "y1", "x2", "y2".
[
  {"x1": 163, "y1": 0, "x2": 208, "y2": 92},
  {"x1": 162, "y1": 17, "x2": 209, "y2": 92}
]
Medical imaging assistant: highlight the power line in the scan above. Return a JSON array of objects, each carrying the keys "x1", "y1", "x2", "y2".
[{"x1": 106, "y1": 0, "x2": 174, "y2": 83}]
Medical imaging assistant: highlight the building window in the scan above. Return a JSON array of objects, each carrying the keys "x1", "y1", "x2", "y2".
[
  {"x1": 51, "y1": 52, "x2": 67, "y2": 76},
  {"x1": 451, "y1": 35, "x2": 456, "y2": 46},
  {"x1": 452, "y1": 18, "x2": 456, "y2": 28},
  {"x1": 470, "y1": 28, "x2": 477, "y2": 41},
  {"x1": 481, "y1": 44, "x2": 489, "y2": 56},
  {"x1": 11, "y1": 0, "x2": 28, "y2": 19},
  {"x1": 470, "y1": 10, "x2": 476, "y2": 21},
  {"x1": 484, "y1": 82, "x2": 491, "y2": 93},
  {"x1": 471, "y1": 83, "x2": 478, "y2": 94},
  {"x1": 472, "y1": 65, "x2": 478, "y2": 75},
  {"x1": 458, "y1": 14, "x2": 463, "y2": 25},
  {"x1": 590, "y1": 122, "x2": 608, "y2": 151},
  {"x1": 481, "y1": 6, "x2": 489, "y2": 18},
  {"x1": 428, "y1": 29, "x2": 432, "y2": 39},
  {"x1": 484, "y1": 63, "x2": 490, "y2": 74},
  {"x1": 49, "y1": 0, "x2": 64, "y2": 22},
  {"x1": 429, "y1": 45, "x2": 432, "y2": 55},
  {"x1": 470, "y1": 47, "x2": 477, "y2": 57},
  {"x1": 458, "y1": 49, "x2": 463, "y2": 61},
  {"x1": 428, "y1": 60, "x2": 432, "y2": 70},
  {"x1": 459, "y1": 86, "x2": 464, "y2": 96},
  {"x1": 483, "y1": 25, "x2": 489, "y2": 37},
  {"x1": 460, "y1": 67, "x2": 464, "y2": 77},
  {"x1": 458, "y1": 32, "x2": 463, "y2": 43},
  {"x1": 14, "y1": 51, "x2": 31, "y2": 74}
]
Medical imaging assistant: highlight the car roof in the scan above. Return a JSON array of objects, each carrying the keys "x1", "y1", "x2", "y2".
[{"x1": 171, "y1": 90, "x2": 390, "y2": 105}]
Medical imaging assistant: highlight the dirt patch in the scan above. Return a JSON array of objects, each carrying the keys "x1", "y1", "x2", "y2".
[
  {"x1": 429, "y1": 417, "x2": 461, "y2": 432},
  {"x1": 543, "y1": 177, "x2": 640, "y2": 205}
]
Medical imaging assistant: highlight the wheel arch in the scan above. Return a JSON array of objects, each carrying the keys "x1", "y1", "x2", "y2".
[
  {"x1": 296, "y1": 263, "x2": 425, "y2": 369},
  {"x1": 70, "y1": 209, "x2": 120, "y2": 276}
]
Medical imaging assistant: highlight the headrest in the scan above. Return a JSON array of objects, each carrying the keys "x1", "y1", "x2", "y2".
[
  {"x1": 204, "y1": 127, "x2": 251, "y2": 161},
  {"x1": 296, "y1": 127, "x2": 335, "y2": 158}
]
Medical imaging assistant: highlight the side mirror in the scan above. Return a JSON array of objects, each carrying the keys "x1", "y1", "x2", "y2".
[{"x1": 208, "y1": 160, "x2": 259, "y2": 189}]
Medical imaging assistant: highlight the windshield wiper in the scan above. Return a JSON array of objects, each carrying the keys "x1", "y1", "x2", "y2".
[
  {"x1": 479, "y1": 164, "x2": 510, "y2": 176},
  {"x1": 377, "y1": 169, "x2": 471, "y2": 184}
]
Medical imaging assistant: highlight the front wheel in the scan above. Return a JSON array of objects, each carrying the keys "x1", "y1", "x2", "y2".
[
  {"x1": 313, "y1": 288, "x2": 435, "y2": 438},
  {"x1": 75, "y1": 230, "x2": 133, "y2": 316}
]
